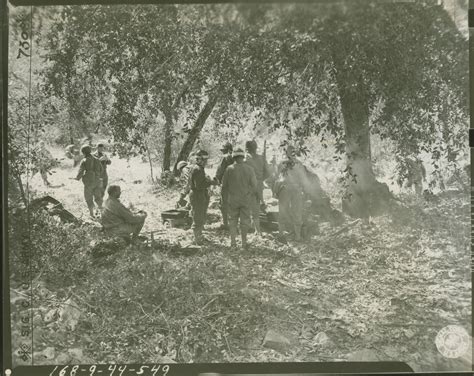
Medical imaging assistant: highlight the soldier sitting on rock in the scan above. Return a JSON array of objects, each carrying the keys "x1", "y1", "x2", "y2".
[{"x1": 101, "y1": 185, "x2": 147, "y2": 242}]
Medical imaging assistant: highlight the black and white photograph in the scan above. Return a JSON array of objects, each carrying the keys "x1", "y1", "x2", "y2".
[{"x1": 4, "y1": 0, "x2": 472, "y2": 373}]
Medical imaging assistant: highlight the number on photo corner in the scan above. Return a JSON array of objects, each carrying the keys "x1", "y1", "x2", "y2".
[
  {"x1": 17, "y1": 48, "x2": 30, "y2": 59},
  {"x1": 70, "y1": 365, "x2": 79, "y2": 376},
  {"x1": 89, "y1": 365, "x2": 96, "y2": 376},
  {"x1": 162, "y1": 365, "x2": 170, "y2": 376},
  {"x1": 137, "y1": 366, "x2": 149, "y2": 375},
  {"x1": 19, "y1": 40, "x2": 30, "y2": 50},
  {"x1": 48, "y1": 366, "x2": 59, "y2": 376},
  {"x1": 151, "y1": 365, "x2": 161, "y2": 376},
  {"x1": 59, "y1": 366, "x2": 68, "y2": 376},
  {"x1": 118, "y1": 365, "x2": 127, "y2": 376},
  {"x1": 108, "y1": 365, "x2": 117, "y2": 376}
]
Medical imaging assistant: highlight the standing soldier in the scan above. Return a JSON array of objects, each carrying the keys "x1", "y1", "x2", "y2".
[
  {"x1": 65, "y1": 143, "x2": 82, "y2": 167},
  {"x1": 176, "y1": 158, "x2": 193, "y2": 208},
  {"x1": 214, "y1": 142, "x2": 234, "y2": 230},
  {"x1": 73, "y1": 145, "x2": 104, "y2": 217},
  {"x1": 222, "y1": 148, "x2": 258, "y2": 250},
  {"x1": 32, "y1": 141, "x2": 56, "y2": 187},
  {"x1": 274, "y1": 145, "x2": 305, "y2": 242},
  {"x1": 189, "y1": 150, "x2": 214, "y2": 244},
  {"x1": 405, "y1": 157, "x2": 426, "y2": 195},
  {"x1": 245, "y1": 140, "x2": 271, "y2": 235},
  {"x1": 93, "y1": 143, "x2": 111, "y2": 196}
]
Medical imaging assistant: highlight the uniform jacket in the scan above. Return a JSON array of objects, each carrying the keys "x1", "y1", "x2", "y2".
[
  {"x1": 222, "y1": 162, "x2": 258, "y2": 207},
  {"x1": 93, "y1": 151, "x2": 111, "y2": 176},
  {"x1": 245, "y1": 153, "x2": 270, "y2": 184},
  {"x1": 190, "y1": 165, "x2": 212, "y2": 194},
  {"x1": 76, "y1": 155, "x2": 103, "y2": 186},
  {"x1": 215, "y1": 155, "x2": 234, "y2": 183},
  {"x1": 101, "y1": 197, "x2": 144, "y2": 229}
]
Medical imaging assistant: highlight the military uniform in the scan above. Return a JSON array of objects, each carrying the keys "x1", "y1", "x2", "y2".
[
  {"x1": 246, "y1": 153, "x2": 270, "y2": 232},
  {"x1": 179, "y1": 164, "x2": 193, "y2": 198},
  {"x1": 33, "y1": 144, "x2": 55, "y2": 186},
  {"x1": 76, "y1": 155, "x2": 104, "y2": 213},
  {"x1": 222, "y1": 153, "x2": 257, "y2": 248},
  {"x1": 93, "y1": 151, "x2": 111, "y2": 195},
  {"x1": 406, "y1": 158, "x2": 426, "y2": 195},
  {"x1": 215, "y1": 154, "x2": 234, "y2": 227},
  {"x1": 222, "y1": 162, "x2": 257, "y2": 231},
  {"x1": 189, "y1": 164, "x2": 213, "y2": 240},
  {"x1": 101, "y1": 196, "x2": 145, "y2": 239},
  {"x1": 275, "y1": 159, "x2": 305, "y2": 241}
]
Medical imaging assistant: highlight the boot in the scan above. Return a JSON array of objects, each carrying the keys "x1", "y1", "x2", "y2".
[
  {"x1": 230, "y1": 225, "x2": 238, "y2": 248},
  {"x1": 294, "y1": 225, "x2": 302, "y2": 242},
  {"x1": 241, "y1": 228, "x2": 249, "y2": 250},
  {"x1": 193, "y1": 228, "x2": 203, "y2": 245}
]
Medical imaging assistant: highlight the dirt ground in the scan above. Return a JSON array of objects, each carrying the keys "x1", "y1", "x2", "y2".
[{"x1": 11, "y1": 146, "x2": 472, "y2": 371}]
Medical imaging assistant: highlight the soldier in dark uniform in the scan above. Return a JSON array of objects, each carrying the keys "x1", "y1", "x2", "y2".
[
  {"x1": 245, "y1": 140, "x2": 271, "y2": 235},
  {"x1": 93, "y1": 143, "x2": 111, "y2": 196},
  {"x1": 214, "y1": 142, "x2": 234, "y2": 230},
  {"x1": 405, "y1": 157, "x2": 426, "y2": 195},
  {"x1": 189, "y1": 150, "x2": 215, "y2": 244},
  {"x1": 74, "y1": 145, "x2": 104, "y2": 217},
  {"x1": 274, "y1": 145, "x2": 305, "y2": 242},
  {"x1": 32, "y1": 141, "x2": 56, "y2": 187},
  {"x1": 222, "y1": 148, "x2": 258, "y2": 250}
]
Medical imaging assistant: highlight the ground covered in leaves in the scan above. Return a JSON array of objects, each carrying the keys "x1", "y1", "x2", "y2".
[{"x1": 9, "y1": 151, "x2": 472, "y2": 371}]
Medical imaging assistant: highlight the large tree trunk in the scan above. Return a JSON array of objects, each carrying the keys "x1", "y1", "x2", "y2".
[
  {"x1": 173, "y1": 95, "x2": 218, "y2": 175},
  {"x1": 162, "y1": 110, "x2": 173, "y2": 172},
  {"x1": 335, "y1": 72, "x2": 392, "y2": 218}
]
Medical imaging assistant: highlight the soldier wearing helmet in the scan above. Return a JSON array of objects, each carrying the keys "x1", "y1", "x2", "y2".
[
  {"x1": 273, "y1": 144, "x2": 305, "y2": 242},
  {"x1": 73, "y1": 144, "x2": 104, "y2": 217},
  {"x1": 245, "y1": 140, "x2": 271, "y2": 235},
  {"x1": 176, "y1": 159, "x2": 192, "y2": 208},
  {"x1": 189, "y1": 150, "x2": 215, "y2": 244},
  {"x1": 214, "y1": 142, "x2": 234, "y2": 230},
  {"x1": 221, "y1": 148, "x2": 258, "y2": 250},
  {"x1": 93, "y1": 143, "x2": 112, "y2": 196}
]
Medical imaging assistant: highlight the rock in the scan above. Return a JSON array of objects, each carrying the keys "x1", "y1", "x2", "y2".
[
  {"x1": 67, "y1": 348, "x2": 83, "y2": 360},
  {"x1": 347, "y1": 348, "x2": 380, "y2": 361},
  {"x1": 156, "y1": 355, "x2": 177, "y2": 364},
  {"x1": 58, "y1": 298, "x2": 81, "y2": 331},
  {"x1": 313, "y1": 332, "x2": 331, "y2": 346},
  {"x1": 44, "y1": 309, "x2": 59, "y2": 323},
  {"x1": 36, "y1": 347, "x2": 55, "y2": 360},
  {"x1": 90, "y1": 237, "x2": 126, "y2": 258},
  {"x1": 55, "y1": 353, "x2": 72, "y2": 364},
  {"x1": 263, "y1": 330, "x2": 291, "y2": 353}
]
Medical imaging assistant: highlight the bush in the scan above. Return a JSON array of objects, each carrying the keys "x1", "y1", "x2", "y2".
[{"x1": 9, "y1": 209, "x2": 92, "y2": 287}]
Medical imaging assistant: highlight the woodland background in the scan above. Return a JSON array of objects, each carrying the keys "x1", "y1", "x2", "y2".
[{"x1": 7, "y1": 0, "x2": 471, "y2": 371}]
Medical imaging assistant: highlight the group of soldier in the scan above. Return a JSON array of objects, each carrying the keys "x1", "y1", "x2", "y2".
[
  {"x1": 38, "y1": 139, "x2": 342, "y2": 247},
  {"x1": 67, "y1": 142, "x2": 148, "y2": 240},
  {"x1": 176, "y1": 140, "x2": 318, "y2": 249},
  {"x1": 32, "y1": 137, "x2": 445, "y2": 249}
]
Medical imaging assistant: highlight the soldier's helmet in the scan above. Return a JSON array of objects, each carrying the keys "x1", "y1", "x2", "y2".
[
  {"x1": 220, "y1": 142, "x2": 233, "y2": 153},
  {"x1": 245, "y1": 140, "x2": 258, "y2": 153},
  {"x1": 195, "y1": 150, "x2": 209, "y2": 161},
  {"x1": 232, "y1": 148, "x2": 245, "y2": 158},
  {"x1": 177, "y1": 161, "x2": 188, "y2": 170},
  {"x1": 81, "y1": 145, "x2": 92, "y2": 155}
]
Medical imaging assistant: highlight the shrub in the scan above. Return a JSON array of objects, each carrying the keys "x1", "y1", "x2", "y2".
[{"x1": 9, "y1": 209, "x2": 92, "y2": 287}]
